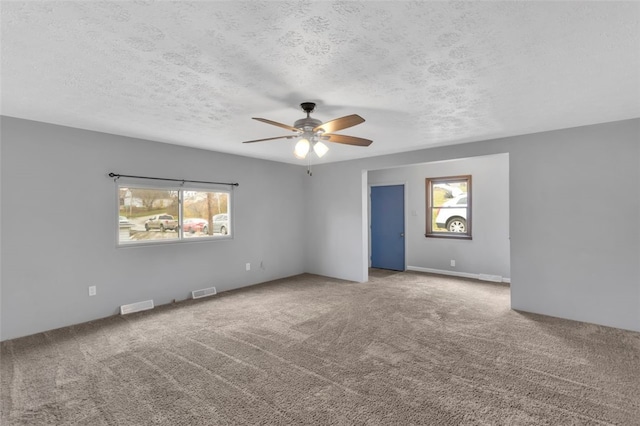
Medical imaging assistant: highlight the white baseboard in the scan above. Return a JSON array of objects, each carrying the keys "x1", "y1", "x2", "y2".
[
  {"x1": 407, "y1": 266, "x2": 477, "y2": 280},
  {"x1": 407, "y1": 266, "x2": 510, "y2": 284}
]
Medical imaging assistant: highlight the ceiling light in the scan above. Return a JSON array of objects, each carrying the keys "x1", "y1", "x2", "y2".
[
  {"x1": 243, "y1": 101, "x2": 372, "y2": 164},
  {"x1": 313, "y1": 141, "x2": 329, "y2": 158},
  {"x1": 294, "y1": 138, "x2": 310, "y2": 159}
]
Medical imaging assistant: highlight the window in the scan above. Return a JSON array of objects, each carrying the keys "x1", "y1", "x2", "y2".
[
  {"x1": 425, "y1": 175, "x2": 471, "y2": 239},
  {"x1": 118, "y1": 186, "x2": 231, "y2": 245}
]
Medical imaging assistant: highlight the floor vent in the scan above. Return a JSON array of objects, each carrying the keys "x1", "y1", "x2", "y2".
[
  {"x1": 192, "y1": 286, "x2": 217, "y2": 300},
  {"x1": 120, "y1": 299, "x2": 154, "y2": 315},
  {"x1": 478, "y1": 274, "x2": 503, "y2": 283}
]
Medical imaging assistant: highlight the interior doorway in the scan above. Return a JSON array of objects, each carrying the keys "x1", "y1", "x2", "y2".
[{"x1": 366, "y1": 154, "x2": 510, "y2": 284}]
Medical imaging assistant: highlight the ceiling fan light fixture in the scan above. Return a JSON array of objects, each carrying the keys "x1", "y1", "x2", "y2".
[
  {"x1": 313, "y1": 141, "x2": 329, "y2": 158},
  {"x1": 243, "y1": 101, "x2": 372, "y2": 164},
  {"x1": 294, "y1": 138, "x2": 310, "y2": 159}
]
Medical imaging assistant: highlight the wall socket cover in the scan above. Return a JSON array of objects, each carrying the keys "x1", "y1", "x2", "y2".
[{"x1": 88, "y1": 286, "x2": 96, "y2": 296}]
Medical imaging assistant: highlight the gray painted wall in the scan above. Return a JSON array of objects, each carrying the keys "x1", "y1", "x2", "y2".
[
  {"x1": 2, "y1": 117, "x2": 638, "y2": 338},
  {"x1": 0, "y1": 117, "x2": 307, "y2": 340},
  {"x1": 306, "y1": 119, "x2": 640, "y2": 332},
  {"x1": 368, "y1": 154, "x2": 510, "y2": 280}
]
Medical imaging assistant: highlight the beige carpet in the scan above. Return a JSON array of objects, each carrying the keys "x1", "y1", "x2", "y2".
[{"x1": 2, "y1": 271, "x2": 639, "y2": 425}]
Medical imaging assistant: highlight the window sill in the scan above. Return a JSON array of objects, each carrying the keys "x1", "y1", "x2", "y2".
[
  {"x1": 118, "y1": 235, "x2": 233, "y2": 248},
  {"x1": 424, "y1": 233, "x2": 472, "y2": 240}
]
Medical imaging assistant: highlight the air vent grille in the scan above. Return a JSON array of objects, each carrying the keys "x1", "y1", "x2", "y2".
[
  {"x1": 120, "y1": 299, "x2": 154, "y2": 315},
  {"x1": 192, "y1": 286, "x2": 217, "y2": 299}
]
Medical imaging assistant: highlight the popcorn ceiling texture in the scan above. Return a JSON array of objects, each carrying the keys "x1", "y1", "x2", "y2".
[{"x1": 1, "y1": 1, "x2": 639, "y2": 164}]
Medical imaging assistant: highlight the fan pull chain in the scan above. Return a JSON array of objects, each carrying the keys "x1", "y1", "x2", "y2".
[{"x1": 307, "y1": 155, "x2": 312, "y2": 176}]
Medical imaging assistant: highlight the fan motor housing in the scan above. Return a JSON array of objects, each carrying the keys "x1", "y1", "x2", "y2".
[{"x1": 294, "y1": 117, "x2": 322, "y2": 131}]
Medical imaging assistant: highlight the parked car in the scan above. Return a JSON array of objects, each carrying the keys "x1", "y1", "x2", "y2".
[
  {"x1": 144, "y1": 214, "x2": 179, "y2": 232},
  {"x1": 211, "y1": 213, "x2": 229, "y2": 235},
  {"x1": 183, "y1": 218, "x2": 208, "y2": 234},
  {"x1": 435, "y1": 195, "x2": 467, "y2": 232},
  {"x1": 119, "y1": 216, "x2": 133, "y2": 226}
]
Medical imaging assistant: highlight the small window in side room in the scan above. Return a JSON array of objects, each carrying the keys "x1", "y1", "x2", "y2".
[{"x1": 425, "y1": 175, "x2": 472, "y2": 239}]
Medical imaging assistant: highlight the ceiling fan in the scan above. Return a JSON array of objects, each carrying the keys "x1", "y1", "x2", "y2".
[{"x1": 242, "y1": 102, "x2": 372, "y2": 160}]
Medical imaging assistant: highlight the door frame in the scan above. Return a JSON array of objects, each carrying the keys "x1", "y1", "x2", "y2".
[{"x1": 368, "y1": 182, "x2": 408, "y2": 270}]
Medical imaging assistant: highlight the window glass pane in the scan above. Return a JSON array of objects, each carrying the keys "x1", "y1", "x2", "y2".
[
  {"x1": 426, "y1": 176, "x2": 471, "y2": 238},
  {"x1": 183, "y1": 190, "x2": 230, "y2": 238},
  {"x1": 119, "y1": 187, "x2": 179, "y2": 244},
  {"x1": 118, "y1": 185, "x2": 232, "y2": 245}
]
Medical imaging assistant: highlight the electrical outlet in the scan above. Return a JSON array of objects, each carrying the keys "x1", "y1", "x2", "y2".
[
  {"x1": 450, "y1": 260, "x2": 456, "y2": 267},
  {"x1": 88, "y1": 286, "x2": 96, "y2": 296},
  {"x1": 246, "y1": 263, "x2": 251, "y2": 271}
]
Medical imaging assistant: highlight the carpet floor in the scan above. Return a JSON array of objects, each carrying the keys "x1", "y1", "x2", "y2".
[{"x1": 1, "y1": 271, "x2": 639, "y2": 425}]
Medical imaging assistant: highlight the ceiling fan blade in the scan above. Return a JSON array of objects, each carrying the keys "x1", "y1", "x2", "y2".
[
  {"x1": 252, "y1": 117, "x2": 300, "y2": 132},
  {"x1": 242, "y1": 135, "x2": 296, "y2": 144},
  {"x1": 314, "y1": 114, "x2": 364, "y2": 133},
  {"x1": 325, "y1": 134, "x2": 372, "y2": 147}
]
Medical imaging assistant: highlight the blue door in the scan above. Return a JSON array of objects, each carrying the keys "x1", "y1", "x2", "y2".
[{"x1": 371, "y1": 185, "x2": 405, "y2": 271}]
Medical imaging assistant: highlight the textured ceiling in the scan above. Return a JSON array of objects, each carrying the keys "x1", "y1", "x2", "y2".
[{"x1": 2, "y1": 1, "x2": 639, "y2": 165}]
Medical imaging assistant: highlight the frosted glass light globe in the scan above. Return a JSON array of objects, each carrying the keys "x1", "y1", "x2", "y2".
[{"x1": 294, "y1": 138, "x2": 310, "y2": 159}]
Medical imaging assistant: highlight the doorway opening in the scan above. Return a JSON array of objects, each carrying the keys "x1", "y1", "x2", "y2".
[{"x1": 366, "y1": 153, "x2": 510, "y2": 285}]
